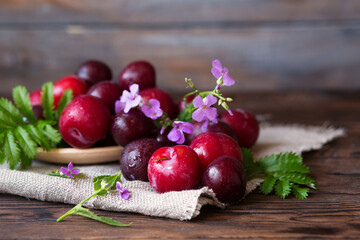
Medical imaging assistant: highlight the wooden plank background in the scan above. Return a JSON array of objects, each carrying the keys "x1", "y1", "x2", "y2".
[{"x1": 0, "y1": 0, "x2": 360, "y2": 95}]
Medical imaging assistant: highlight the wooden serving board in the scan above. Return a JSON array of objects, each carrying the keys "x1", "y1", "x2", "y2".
[{"x1": 36, "y1": 146, "x2": 123, "y2": 164}]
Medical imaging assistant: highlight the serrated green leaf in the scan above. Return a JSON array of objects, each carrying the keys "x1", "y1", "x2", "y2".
[
  {"x1": 3, "y1": 131, "x2": 20, "y2": 170},
  {"x1": 275, "y1": 180, "x2": 291, "y2": 199},
  {"x1": 19, "y1": 151, "x2": 33, "y2": 169},
  {"x1": 0, "y1": 111, "x2": 17, "y2": 130},
  {"x1": 258, "y1": 154, "x2": 278, "y2": 169},
  {"x1": 13, "y1": 85, "x2": 37, "y2": 124},
  {"x1": 56, "y1": 89, "x2": 73, "y2": 120},
  {"x1": 0, "y1": 133, "x2": 5, "y2": 164},
  {"x1": 14, "y1": 126, "x2": 37, "y2": 159},
  {"x1": 275, "y1": 172, "x2": 316, "y2": 189},
  {"x1": 0, "y1": 98, "x2": 24, "y2": 126},
  {"x1": 266, "y1": 153, "x2": 309, "y2": 173},
  {"x1": 260, "y1": 175, "x2": 277, "y2": 195},
  {"x1": 24, "y1": 124, "x2": 51, "y2": 151},
  {"x1": 40, "y1": 124, "x2": 62, "y2": 143},
  {"x1": 41, "y1": 82, "x2": 54, "y2": 121},
  {"x1": 242, "y1": 148, "x2": 264, "y2": 179},
  {"x1": 292, "y1": 185, "x2": 309, "y2": 199},
  {"x1": 75, "y1": 206, "x2": 131, "y2": 227}
]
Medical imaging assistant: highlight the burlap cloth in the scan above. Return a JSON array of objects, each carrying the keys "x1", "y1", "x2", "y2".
[{"x1": 0, "y1": 124, "x2": 344, "y2": 221}]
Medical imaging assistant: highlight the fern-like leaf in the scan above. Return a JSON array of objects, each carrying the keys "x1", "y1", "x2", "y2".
[
  {"x1": 41, "y1": 82, "x2": 54, "y2": 121},
  {"x1": 275, "y1": 180, "x2": 291, "y2": 199},
  {"x1": 275, "y1": 172, "x2": 316, "y2": 189},
  {"x1": 13, "y1": 86, "x2": 37, "y2": 124},
  {"x1": 14, "y1": 126, "x2": 37, "y2": 159},
  {"x1": 24, "y1": 125, "x2": 51, "y2": 151},
  {"x1": 56, "y1": 89, "x2": 73, "y2": 121},
  {"x1": 260, "y1": 175, "x2": 277, "y2": 195},
  {"x1": 3, "y1": 131, "x2": 20, "y2": 169},
  {"x1": 292, "y1": 185, "x2": 309, "y2": 199},
  {"x1": 0, "y1": 98, "x2": 24, "y2": 126}
]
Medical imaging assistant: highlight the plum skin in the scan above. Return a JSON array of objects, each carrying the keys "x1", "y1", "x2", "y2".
[
  {"x1": 59, "y1": 95, "x2": 111, "y2": 148},
  {"x1": 202, "y1": 156, "x2": 246, "y2": 204}
]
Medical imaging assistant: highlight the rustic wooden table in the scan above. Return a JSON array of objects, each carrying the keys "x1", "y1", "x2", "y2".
[{"x1": 1, "y1": 92, "x2": 359, "y2": 239}]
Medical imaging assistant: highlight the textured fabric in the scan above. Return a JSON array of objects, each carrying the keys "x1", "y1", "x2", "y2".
[{"x1": 0, "y1": 124, "x2": 344, "y2": 220}]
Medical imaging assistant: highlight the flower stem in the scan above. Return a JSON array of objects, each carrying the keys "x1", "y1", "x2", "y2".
[{"x1": 57, "y1": 192, "x2": 97, "y2": 222}]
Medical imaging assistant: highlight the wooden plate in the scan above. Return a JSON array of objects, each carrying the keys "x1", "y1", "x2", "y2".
[{"x1": 36, "y1": 146, "x2": 124, "y2": 164}]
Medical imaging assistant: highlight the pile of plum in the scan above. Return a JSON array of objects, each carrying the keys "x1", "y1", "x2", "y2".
[{"x1": 29, "y1": 60, "x2": 259, "y2": 204}]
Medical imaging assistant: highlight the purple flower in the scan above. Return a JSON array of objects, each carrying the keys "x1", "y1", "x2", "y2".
[
  {"x1": 141, "y1": 99, "x2": 163, "y2": 120},
  {"x1": 192, "y1": 95, "x2": 218, "y2": 123},
  {"x1": 116, "y1": 181, "x2": 130, "y2": 200},
  {"x1": 211, "y1": 59, "x2": 235, "y2": 86},
  {"x1": 60, "y1": 162, "x2": 80, "y2": 179},
  {"x1": 118, "y1": 84, "x2": 142, "y2": 113},
  {"x1": 167, "y1": 121, "x2": 194, "y2": 144}
]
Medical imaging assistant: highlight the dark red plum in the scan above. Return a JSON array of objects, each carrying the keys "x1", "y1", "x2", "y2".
[
  {"x1": 76, "y1": 60, "x2": 112, "y2": 85},
  {"x1": 111, "y1": 108, "x2": 152, "y2": 146},
  {"x1": 202, "y1": 156, "x2": 246, "y2": 204},
  {"x1": 120, "y1": 138, "x2": 162, "y2": 181},
  {"x1": 118, "y1": 61, "x2": 156, "y2": 91},
  {"x1": 59, "y1": 95, "x2": 111, "y2": 148},
  {"x1": 87, "y1": 81, "x2": 122, "y2": 114},
  {"x1": 220, "y1": 109, "x2": 259, "y2": 148}
]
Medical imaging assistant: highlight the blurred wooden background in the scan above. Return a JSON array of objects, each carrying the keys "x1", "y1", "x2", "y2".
[{"x1": 0, "y1": 0, "x2": 360, "y2": 96}]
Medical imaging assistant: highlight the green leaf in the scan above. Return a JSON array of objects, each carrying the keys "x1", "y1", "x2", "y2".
[
  {"x1": 275, "y1": 180, "x2": 291, "y2": 199},
  {"x1": 292, "y1": 185, "x2": 309, "y2": 199},
  {"x1": 75, "y1": 207, "x2": 131, "y2": 227},
  {"x1": 258, "y1": 154, "x2": 278, "y2": 169},
  {"x1": 13, "y1": 85, "x2": 37, "y2": 124},
  {"x1": 39, "y1": 123, "x2": 62, "y2": 143},
  {"x1": 19, "y1": 151, "x2": 33, "y2": 169},
  {"x1": 14, "y1": 126, "x2": 37, "y2": 159},
  {"x1": 56, "y1": 89, "x2": 73, "y2": 120},
  {"x1": 93, "y1": 172, "x2": 122, "y2": 196},
  {"x1": 242, "y1": 148, "x2": 263, "y2": 179},
  {"x1": 275, "y1": 172, "x2": 316, "y2": 189},
  {"x1": 0, "y1": 111, "x2": 18, "y2": 130},
  {"x1": 24, "y1": 124, "x2": 51, "y2": 151},
  {"x1": 260, "y1": 175, "x2": 277, "y2": 195},
  {"x1": 3, "y1": 131, "x2": 20, "y2": 170},
  {"x1": 41, "y1": 82, "x2": 54, "y2": 121},
  {"x1": 0, "y1": 134, "x2": 5, "y2": 164},
  {"x1": 0, "y1": 98, "x2": 24, "y2": 126},
  {"x1": 265, "y1": 153, "x2": 309, "y2": 173}
]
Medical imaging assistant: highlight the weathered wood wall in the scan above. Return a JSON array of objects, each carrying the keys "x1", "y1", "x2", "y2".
[{"x1": 0, "y1": 0, "x2": 360, "y2": 95}]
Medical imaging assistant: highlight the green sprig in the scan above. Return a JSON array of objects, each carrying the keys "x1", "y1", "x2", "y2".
[
  {"x1": 57, "y1": 172, "x2": 132, "y2": 227},
  {"x1": 0, "y1": 82, "x2": 73, "y2": 169},
  {"x1": 242, "y1": 149, "x2": 316, "y2": 199}
]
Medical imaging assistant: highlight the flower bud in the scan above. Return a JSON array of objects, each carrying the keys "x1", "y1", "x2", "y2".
[{"x1": 221, "y1": 102, "x2": 230, "y2": 111}]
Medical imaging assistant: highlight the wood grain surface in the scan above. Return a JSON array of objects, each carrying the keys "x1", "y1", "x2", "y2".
[
  {"x1": 0, "y1": 91, "x2": 359, "y2": 239},
  {"x1": 0, "y1": 1, "x2": 360, "y2": 95}
]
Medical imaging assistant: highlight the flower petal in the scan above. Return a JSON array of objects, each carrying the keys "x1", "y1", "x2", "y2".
[
  {"x1": 192, "y1": 96, "x2": 204, "y2": 109},
  {"x1": 167, "y1": 128, "x2": 181, "y2": 142},
  {"x1": 123, "y1": 102, "x2": 132, "y2": 113},
  {"x1": 116, "y1": 181, "x2": 122, "y2": 191},
  {"x1": 180, "y1": 122, "x2": 194, "y2": 134},
  {"x1": 212, "y1": 59, "x2": 223, "y2": 69},
  {"x1": 223, "y1": 73, "x2": 235, "y2": 86},
  {"x1": 176, "y1": 132, "x2": 185, "y2": 144},
  {"x1": 201, "y1": 120, "x2": 209, "y2": 132},
  {"x1": 192, "y1": 108, "x2": 206, "y2": 122},
  {"x1": 204, "y1": 95, "x2": 217, "y2": 106},
  {"x1": 120, "y1": 189, "x2": 130, "y2": 200},
  {"x1": 204, "y1": 107, "x2": 218, "y2": 121},
  {"x1": 129, "y1": 84, "x2": 139, "y2": 95},
  {"x1": 148, "y1": 99, "x2": 160, "y2": 109},
  {"x1": 211, "y1": 67, "x2": 222, "y2": 79},
  {"x1": 60, "y1": 167, "x2": 69, "y2": 176},
  {"x1": 71, "y1": 168, "x2": 80, "y2": 175},
  {"x1": 67, "y1": 162, "x2": 74, "y2": 170},
  {"x1": 115, "y1": 100, "x2": 125, "y2": 113},
  {"x1": 120, "y1": 90, "x2": 131, "y2": 103}
]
